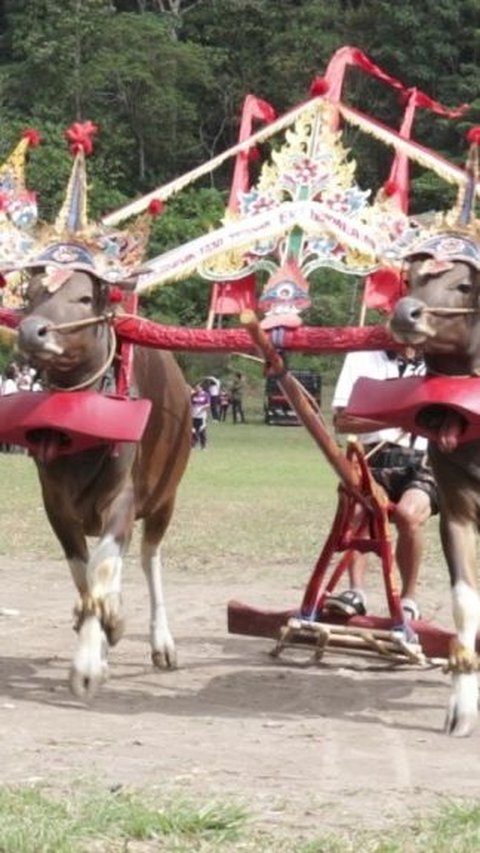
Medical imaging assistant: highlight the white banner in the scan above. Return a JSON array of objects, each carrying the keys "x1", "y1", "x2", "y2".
[{"x1": 137, "y1": 199, "x2": 406, "y2": 293}]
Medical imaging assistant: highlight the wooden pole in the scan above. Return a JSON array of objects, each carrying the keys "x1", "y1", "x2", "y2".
[{"x1": 241, "y1": 310, "x2": 368, "y2": 501}]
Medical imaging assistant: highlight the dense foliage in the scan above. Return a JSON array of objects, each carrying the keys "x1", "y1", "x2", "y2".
[{"x1": 0, "y1": 0, "x2": 478, "y2": 340}]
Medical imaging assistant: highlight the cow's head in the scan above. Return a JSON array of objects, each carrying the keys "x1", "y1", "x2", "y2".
[
  {"x1": 389, "y1": 233, "x2": 480, "y2": 374},
  {"x1": 18, "y1": 262, "x2": 113, "y2": 390}
]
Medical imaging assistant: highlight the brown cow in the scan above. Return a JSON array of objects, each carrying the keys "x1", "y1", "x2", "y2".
[
  {"x1": 17, "y1": 268, "x2": 191, "y2": 699},
  {"x1": 389, "y1": 234, "x2": 480, "y2": 736}
]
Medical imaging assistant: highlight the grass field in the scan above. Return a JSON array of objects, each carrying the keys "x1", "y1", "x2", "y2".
[
  {"x1": 0, "y1": 421, "x2": 340, "y2": 572},
  {"x1": 0, "y1": 415, "x2": 472, "y2": 852},
  {"x1": 2, "y1": 783, "x2": 480, "y2": 852}
]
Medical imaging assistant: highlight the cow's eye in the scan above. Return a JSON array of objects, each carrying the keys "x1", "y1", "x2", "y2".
[
  {"x1": 457, "y1": 282, "x2": 472, "y2": 294},
  {"x1": 78, "y1": 295, "x2": 93, "y2": 305}
]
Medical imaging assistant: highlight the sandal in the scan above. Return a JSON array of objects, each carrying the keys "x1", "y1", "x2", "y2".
[
  {"x1": 401, "y1": 598, "x2": 421, "y2": 621},
  {"x1": 324, "y1": 589, "x2": 367, "y2": 617}
]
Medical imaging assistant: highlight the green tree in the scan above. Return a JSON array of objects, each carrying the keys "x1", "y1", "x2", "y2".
[{"x1": 140, "y1": 186, "x2": 226, "y2": 326}]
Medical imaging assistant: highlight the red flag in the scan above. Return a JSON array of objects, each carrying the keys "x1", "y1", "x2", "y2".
[
  {"x1": 229, "y1": 95, "x2": 277, "y2": 212},
  {"x1": 208, "y1": 279, "x2": 257, "y2": 317},
  {"x1": 207, "y1": 95, "x2": 276, "y2": 326},
  {"x1": 310, "y1": 46, "x2": 468, "y2": 132},
  {"x1": 363, "y1": 268, "x2": 405, "y2": 313}
]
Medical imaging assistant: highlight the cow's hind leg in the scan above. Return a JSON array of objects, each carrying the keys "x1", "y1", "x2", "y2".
[
  {"x1": 441, "y1": 517, "x2": 480, "y2": 737},
  {"x1": 142, "y1": 499, "x2": 177, "y2": 669}
]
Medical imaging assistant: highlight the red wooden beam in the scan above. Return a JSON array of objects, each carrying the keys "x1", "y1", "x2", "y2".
[
  {"x1": 0, "y1": 305, "x2": 396, "y2": 355},
  {"x1": 113, "y1": 315, "x2": 394, "y2": 354}
]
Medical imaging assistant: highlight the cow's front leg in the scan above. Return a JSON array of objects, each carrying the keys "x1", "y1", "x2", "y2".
[
  {"x1": 441, "y1": 516, "x2": 480, "y2": 737},
  {"x1": 41, "y1": 490, "x2": 90, "y2": 629},
  {"x1": 70, "y1": 488, "x2": 135, "y2": 700},
  {"x1": 142, "y1": 501, "x2": 177, "y2": 669}
]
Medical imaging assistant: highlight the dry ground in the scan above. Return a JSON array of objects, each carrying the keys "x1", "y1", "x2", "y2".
[{"x1": 1, "y1": 545, "x2": 480, "y2": 844}]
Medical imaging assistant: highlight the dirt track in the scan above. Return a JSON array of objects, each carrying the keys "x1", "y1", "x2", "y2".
[{"x1": 1, "y1": 551, "x2": 480, "y2": 841}]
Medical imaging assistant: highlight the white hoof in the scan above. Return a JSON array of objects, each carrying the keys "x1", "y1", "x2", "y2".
[
  {"x1": 151, "y1": 642, "x2": 177, "y2": 670},
  {"x1": 445, "y1": 673, "x2": 478, "y2": 737},
  {"x1": 69, "y1": 615, "x2": 109, "y2": 700},
  {"x1": 150, "y1": 624, "x2": 177, "y2": 670}
]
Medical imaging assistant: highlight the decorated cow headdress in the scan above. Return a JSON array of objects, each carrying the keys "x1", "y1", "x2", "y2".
[
  {"x1": 0, "y1": 122, "x2": 162, "y2": 294},
  {"x1": 398, "y1": 127, "x2": 480, "y2": 274},
  {"x1": 0, "y1": 129, "x2": 40, "y2": 277}
]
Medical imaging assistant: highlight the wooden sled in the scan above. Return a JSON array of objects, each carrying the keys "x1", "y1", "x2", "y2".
[{"x1": 227, "y1": 313, "x2": 457, "y2": 665}]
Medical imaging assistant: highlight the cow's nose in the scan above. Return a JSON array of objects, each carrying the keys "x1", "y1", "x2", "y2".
[
  {"x1": 19, "y1": 315, "x2": 50, "y2": 348},
  {"x1": 391, "y1": 297, "x2": 425, "y2": 328}
]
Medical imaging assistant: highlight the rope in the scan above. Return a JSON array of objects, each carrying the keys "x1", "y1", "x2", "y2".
[
  {"x1": 46, "y1": 325, "x2": 117, "y2": 392},
  {"x1": 423, "y1": 306, "x2": 480, "y2": 316},
  {"x1": 44, "y1": 312, "x2": 116, "y2": 333}
]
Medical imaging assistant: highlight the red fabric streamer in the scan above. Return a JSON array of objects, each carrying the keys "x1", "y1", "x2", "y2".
[
  {"x1": 148, "y1": 198, "x2": 165, "y2": 217},
  {"x1": 22, "y1": 129, "x2": 41, "y2": 147},
  {"x1": 348, "y1": 47, "x2": 407, "y2": 93},
  {"x1": 108, "y1": 286, "x2": 123, "y2": 304},
  {"x1": 316, "y1": 46, "x2": 407, "y2": 113},
  {"x1": 0, "y1": 307, "x2": 20, "y2": 328},
  {"x1": 404, "y1": 87, "x2": 469, "y2": 120},
  {"x1": 229, "y1": 95, "x2": 277, "y2": 212},
  {"x1": 363, "y1": 268, "x2": 405, "y2": 314},
  {"x1": 309, "y1": 77, "x2": 329, "y2": 97},
  {"x1": 210, "y1": 280, "x2": 257, "y2": 315},
  {"x1": 381, "y1": 87, "x2": 418, "y2": 213},
  {"x1": 382, "y1": 180, "x2": 399, "y2": 197},
  {"x1": 312, "y1": 46, "x2": 469, "y2": 130},
  {"x1": 467, "y1": 127, "x2": 480, "y2": 145},
  {"x1": 65, "y1": 121, "x2": 98, "y2": 156},
  {"x1": 208, "y1": 94, "x2": 277, "y2": 322}
]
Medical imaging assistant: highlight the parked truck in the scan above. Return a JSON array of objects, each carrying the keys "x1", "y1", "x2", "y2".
[{"x1": 264, "y1": 369, "x2": 322, "y2": 425}]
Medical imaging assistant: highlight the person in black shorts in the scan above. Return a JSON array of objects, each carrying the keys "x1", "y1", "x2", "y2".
[{"x1": 325, "y1": 349, "x2": 438, "y2": 622}]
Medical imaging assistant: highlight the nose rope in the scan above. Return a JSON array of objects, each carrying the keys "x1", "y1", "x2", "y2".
[
  {"x1": 422, "y1": 306, "x2": 480, "y2": 316},
  {"x1": 43, "y1": 312, "x2": 115, "y2": 334},
  {"x1": 45, "y1": 323, "x2": 118, "y2": 392}
]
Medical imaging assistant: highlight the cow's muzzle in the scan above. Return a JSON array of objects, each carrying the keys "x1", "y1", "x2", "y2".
[
  {"x1": 389, "y1": 296, "x2": 435, "y2": 344},
  {"x1": 18, "y1": 315, "x2": 64, "y2": 357}
]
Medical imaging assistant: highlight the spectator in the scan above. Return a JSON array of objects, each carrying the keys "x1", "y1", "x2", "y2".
[
  {"x1": 325, "y1": 349, "x2": 438, "y2": 622},
  {"x1": 219, "y1": 388, "x2": 231, "y2": 422},
  {"x1": 230, "y1": 372, "x2": 246, "y2": 424},
  {"x1": 2, "y1": 362, "x2": 19, "y2": 395},
  {"x1": 191, "y1": 382, "x2": 210, "y2": 450},
  {"x1": 17, "y1": 364, "x2": 33, "y2": 391},
  {"x1": 205, "y1": 375, "x2": 221, "y2": 422},
  {"x1": 1, "y1": 362, "x2": 19, "y2": 453}
]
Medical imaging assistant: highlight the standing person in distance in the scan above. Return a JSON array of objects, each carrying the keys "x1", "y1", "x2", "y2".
[
  {"x1": 206, "y1": 376, "x2": 221, "y2": 422},
  {"x1": 191, "y1": 382, "x2": 210, "y2": 450},
  {"x1": 230, "y1": 372, "x2": 246, "y2": 424},
  {"x1": 219, "y1": 388, "x2": 231, "y2": 422}
]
